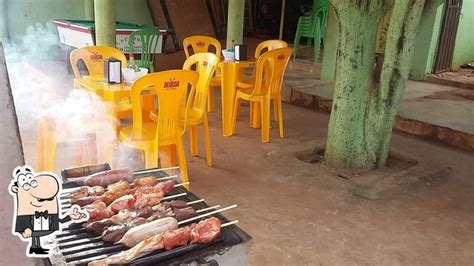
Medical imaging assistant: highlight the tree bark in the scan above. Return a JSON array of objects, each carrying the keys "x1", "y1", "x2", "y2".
[
  {"x1": 325, "y1": 0, "x2": 427, "y2": 169},
  {"x1": 372, "y1": 0, "x2": 426, "y2": 167},
  {"x1": 325, "y1": 1, "x2": 384, "y2": 169}
]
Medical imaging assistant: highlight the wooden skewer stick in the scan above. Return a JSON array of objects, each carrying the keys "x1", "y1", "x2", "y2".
[
  {"x1": 187, "y1": 199, "x2": 205, "y2": 205},
  {"x1": 61, "y1": 175, "x2": 179, "y2": 195},
  {"x1": 134, "y1": 166, "x2": 179, "y2": 175},
  {"x1": 195, "y1": 205, "x2": 220, "y2": 213},
  {"x1": 173, "y1": 182, "x2": 189, "y2": 188},
  {"x1": 222, "y1": 220, "x2": 239, "y2": 227},
  {"x1": 178, "y1": 204, "x2": 238, "y2": 225}
]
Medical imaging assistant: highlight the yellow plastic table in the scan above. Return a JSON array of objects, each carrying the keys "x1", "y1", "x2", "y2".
[{"x1": 219, "y1": 60, "x2": 261, "y2": 137}]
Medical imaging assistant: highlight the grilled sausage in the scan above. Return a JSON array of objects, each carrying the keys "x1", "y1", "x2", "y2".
[
  {"x1": 118, "y1": 217, "x2": 178, "y2": 247},
  {"x1": 84, "y1": 168, "x2": 133, "y2": 187}
]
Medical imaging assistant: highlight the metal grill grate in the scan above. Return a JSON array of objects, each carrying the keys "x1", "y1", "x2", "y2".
[{"x1": 49, "y1": 168, "x2": 250, "y2": 265}]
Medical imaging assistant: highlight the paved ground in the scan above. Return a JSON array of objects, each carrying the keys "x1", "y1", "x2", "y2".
[{"x1": 285, "y1": 68, "x2": 474, "y2": 139}]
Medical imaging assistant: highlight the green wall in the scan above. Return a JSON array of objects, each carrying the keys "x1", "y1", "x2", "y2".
[
  {"x1": 452, "y1": 1, "x2": 474, "y2": 69},
  {"x1": 409, "y1": 0, "x2": 444, "y2": 80},
  {"x1": 3, "y1": 0, "x2": 153, "y2": 41}
]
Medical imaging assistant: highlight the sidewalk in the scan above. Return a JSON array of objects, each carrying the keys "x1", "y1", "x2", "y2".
[{"x1": 284, "y1": 61, "x2": 474, "y2": 151}]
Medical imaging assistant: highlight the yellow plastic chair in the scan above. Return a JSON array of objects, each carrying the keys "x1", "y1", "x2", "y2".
[
  {"x1": 150, "y1": 53, "x2": 219, "y2": 166},
  {"x1": 237, "y1": 39, "x2": 288, "y2": 88},
  {"x1": 183, "y1": 36, "x2": 222, "y2": 112},
  {"x1": 70, "y1": 46, "x2": 132, "y2": 120},
  {"x1": 35, "y1": 117, "x2": 97, "y2": 172},
  {"x1": 119, "y1": 70, "x2": 199, "y2": 187},
  {"x1": 232, "y1": 47, "x2": 293, "y2": 142},
  {"x1": 182, "y1": 53, "x2": 219, "y2": 166}
]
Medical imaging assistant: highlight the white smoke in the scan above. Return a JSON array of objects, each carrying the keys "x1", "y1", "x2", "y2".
[{"x1": 4, "y1": 23, "x2": 144, "y2": 173}]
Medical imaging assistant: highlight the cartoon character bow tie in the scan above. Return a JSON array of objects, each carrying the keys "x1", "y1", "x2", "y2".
[{"x1": 35, "y1": 211, "x2": 49, "y2": 219}]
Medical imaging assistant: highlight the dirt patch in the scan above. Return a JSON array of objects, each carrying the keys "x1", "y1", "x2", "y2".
[
  {"x1": 295, "y1": 148, "x2": 417, "y2": 182},
  {"x1": 420, "y1": 90, "x2": 474, "y2": 101},
  {"x1": 293, "y1": 147, "x2": 454, "y2": 200}
]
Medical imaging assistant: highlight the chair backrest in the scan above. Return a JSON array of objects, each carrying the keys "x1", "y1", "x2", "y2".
[
  {"x1": 251, "y1": 48, "x2": 293, "y2": 97},
  {"x1": 250, "y1": 50, "x2": 276, "y2": 97},
  {"x1": 255, "y1": 40, "x2": 288, "y2": 58},
  {"x1": 312, "y1": 0, "x2": 329, "y2": 34},
  {"x1": 183, "y1": 35, "x2": 222, "y2": 58},
  {"x1": 268, "y1": 47, "x2": 293, "y2": 96},
  {"x1": 130, "y1": 70, "x2": 199, "y2": 141},
  {"x1": 182, "y1": 53, "x2": 219, "y2": 115},
  {"x1": 70, "y1": 46, "x2": 127, "y2": 79},
  {"x1": 128, "y1": 28, "x2": 161, "y2": 70}
]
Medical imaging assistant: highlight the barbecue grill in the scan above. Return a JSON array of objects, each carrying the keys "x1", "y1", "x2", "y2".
[{"x1": 46, "y1": 165, "x2": 251, "y2": 265}]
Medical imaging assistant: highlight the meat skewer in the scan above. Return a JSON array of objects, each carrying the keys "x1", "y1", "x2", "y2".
[
  {"x1": 102, "y1": 204, "x2": 221, "y2": 244},
  {"x1": 85, "y1": 200, "x2": 208, "y2": 233},
  {"x1": 81, "y1": 192, "x2": 188, "y2": 223},
  {"x1": 89, "y1": 218, "x2": 237, "y2": 265},
  {"x1": 117, "y1": 204, "x2": 237, "y2": 247},
  {"x1": 64, "y1": 180, "x2": 188, "y2": 208}
]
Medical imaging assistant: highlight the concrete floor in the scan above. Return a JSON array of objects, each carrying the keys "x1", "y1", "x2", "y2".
[
  {"x1": 286, "y1": 71, "x2": 474, "y2": 138},
  {"x1": 187, "y1": 97, "x2": 474, "y2": 265}
]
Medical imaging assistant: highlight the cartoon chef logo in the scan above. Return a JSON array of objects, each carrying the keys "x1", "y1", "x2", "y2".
[{"x1": 9, "y1": 165, "x2": 88, "y2": 257}]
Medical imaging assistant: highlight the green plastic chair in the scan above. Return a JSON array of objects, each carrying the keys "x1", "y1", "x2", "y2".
[
  {"x1": 293, "y1": 0, "x2": 328, "y2": 61},
  {"x1": 128, "y1": 28, "x2": 161, "y2": 72}
]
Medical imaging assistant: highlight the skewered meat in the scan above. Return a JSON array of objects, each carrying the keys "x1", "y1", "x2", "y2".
[
  {"x1": 118, "y1": 217, "x2": 178, "y2": 247},
  {"x1": 85, "y1": 219, "x2": 114, "y2": 233},
  {"x1": 110, "y1": 206, "x2": 154, "y2": 225},
  {"x1": 145, "y1": 207, "x2": 175, "y2": 222},
  {"x1": 70, "y1": 180, "x2": 175, "y2": 208},
  {"x1": 174, "y1": 207, "x2": 197, "y2": 222},
  {"x1": 109, "y1": 195, "x2": 135, "y2": 213},
  {"x1": 167, "y1": 200, "x2": 188, "y2": 209},
  {"x1": 190, "y1": 217, "x2": 221, "y2": 244},
  {"x1": 71, "y1": 195, "x2": 100, "y2": 206},
  {"x1": 89, "y1": 218, "x2": 221, "y2": 265},
  {"x1": 83, "y1": 201, "x2": 114, "y2": 222},
  {"x1": 129, "y1": 217, "x2": 147, "y2": 227},
  {"x1": 101, "y1": 224, "x2": 130, "y2": 242},
  {"x1": 101, "y1": 207, "x2": 173, "y2": 241},
  {"x1": 107, "y1": 180, "x2": 130, "y2": 193},
  {"x1": 133, "y1": 176, "x2": 159, "y2": 187},
  {"x1": 70, "y1": 186, "x2": 105, "y2": 200},
  {"x1": 100, "y1": 190, "x2": 126, "y2": 206},
  {"x1": 134, "y1": 192, "x2": 164, "y2": 209},
  {"x1": 84, "y1": 168, "x2": 133, "y2": 187}
]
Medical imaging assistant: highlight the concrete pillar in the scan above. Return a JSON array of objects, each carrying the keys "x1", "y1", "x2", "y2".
[
  {"x1": 94, "y1": 0, "x2": 116, "y2": 47},
  {"x1": 85, "y1": 0, "x2": 95, "y2": 20},
  {"x1": 320, "y1": 6, "x2": 338, "y2": 81},
  {"x1": 0, "y1": 0, "x2": 8, "y2": 41},
  {"x1": 226, "y1": 0, "x2": 245, "y2": 50}
]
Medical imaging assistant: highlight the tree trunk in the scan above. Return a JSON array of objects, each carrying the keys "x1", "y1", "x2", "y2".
[{"x1": 325, "y1": 0, "x2": 426, "y2": 169}]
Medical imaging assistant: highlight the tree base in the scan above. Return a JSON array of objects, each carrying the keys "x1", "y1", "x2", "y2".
[{"x1": 296, "y1": 147, "x2": 417, "y2": 179}]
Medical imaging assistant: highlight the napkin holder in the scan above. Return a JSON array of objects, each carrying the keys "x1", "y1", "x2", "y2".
[
  {"x1": 104, "y1": 57, "x2": 122, "y2": 84},
  {"x1": 234, "y1": 44, "x2": 247, "y2": 61}
]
